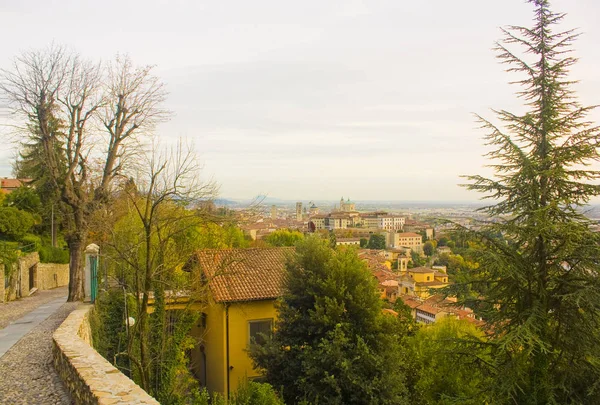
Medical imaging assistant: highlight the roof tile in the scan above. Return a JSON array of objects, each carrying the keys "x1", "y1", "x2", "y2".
[{"x1": 193, "y1": 248, "x2": 293, "y2": 303}]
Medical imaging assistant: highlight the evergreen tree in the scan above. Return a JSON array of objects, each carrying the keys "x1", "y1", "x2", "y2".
[
  {"x1": 367, "y1": 234, "x2": 386, "y2": 250},
  {"x1": 462, "y1": 1, "x2": 600, "y2": 403},
  {"x1": 250, "y1": 237, "x2": 409, "y2": 405}
]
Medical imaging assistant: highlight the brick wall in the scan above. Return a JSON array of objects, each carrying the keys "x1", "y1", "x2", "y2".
[{"x1": 52, "y1": 305, "x2": 159, "y2": 405}]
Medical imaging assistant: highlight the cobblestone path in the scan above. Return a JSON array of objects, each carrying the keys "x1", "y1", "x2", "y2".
[
  {"x1": 0, "y1": 287, "x2": 69, "y2": 329},
  {"x1": 0, "y1": 301, "x2": 76, "y2": 404}
]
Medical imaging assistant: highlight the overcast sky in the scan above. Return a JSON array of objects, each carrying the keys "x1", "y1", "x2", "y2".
[{"x1": 1, "y1": 0, "x2": 599, "y2": 202}]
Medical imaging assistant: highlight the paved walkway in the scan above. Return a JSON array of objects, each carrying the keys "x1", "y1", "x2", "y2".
[
  {"x1": 0, "y1": 296, "x2": 68, "y2": 357},
  {"x1": 0, "y1": 286, "x2": 69, "y2": 329},
  {"x1": 0, "y1": 289, "x2": 75, "y2": 404}
]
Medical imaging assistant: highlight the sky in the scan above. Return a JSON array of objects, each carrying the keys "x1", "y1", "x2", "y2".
[{"x1": 1, "y1": 0, "x2": 599, "y2": 202}]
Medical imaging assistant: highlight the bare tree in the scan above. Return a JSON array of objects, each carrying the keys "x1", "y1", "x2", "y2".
[
  {"x1": 0, "y1": 46, "x2": 169, "y2": 301},
  {"x1": 102, "y1": 140, "x2": 216, "y2": 393}
]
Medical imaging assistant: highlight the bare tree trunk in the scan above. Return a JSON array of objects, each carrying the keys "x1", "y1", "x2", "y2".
[{"x1": 67, "y1": 237, "x2": 85, "y2": 301}]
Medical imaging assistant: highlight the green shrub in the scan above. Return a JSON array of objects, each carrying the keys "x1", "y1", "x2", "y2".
[
  {"x1": 90, "y1": 289, "x2": 135, "y2": 377},
  {"x1": 38, "y1": 245, "x2": 70, "y2": 263},
  {"x1": 20, "y1": 234, "x2": 41, "y2": 251},
  {"x1": 203, "y1": 381, "x2": 284, "y2": 405},
  {"x1": 0, "y1": 206, "x2": 35, "y2": 239},
  {"x1": 231, "y1": 381, "x2": 285, "y2": 405}
]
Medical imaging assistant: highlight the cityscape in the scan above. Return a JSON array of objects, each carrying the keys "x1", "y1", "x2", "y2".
[{"x1": 1, "y1": 1, "x2": 600, "y2": 404}]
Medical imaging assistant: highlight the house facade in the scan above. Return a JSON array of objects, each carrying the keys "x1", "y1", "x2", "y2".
[{"x1": 187, "y1": 248, "x2": 292, "y2": 398}]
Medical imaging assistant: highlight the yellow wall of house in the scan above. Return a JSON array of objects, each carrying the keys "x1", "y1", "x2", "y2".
[
  {"x1": 410, "y1": 271, "x2": 434, "y2": 283},
  {"x1": 414, "y1": 283, "x2": 447, "y2": 299},
  {"x1": 201, "y1": 299, "x2": 277, "y2": 397},
  {"x1": 228, "y1": 300, "x2": 276, "y2": 391},
  {"x1": 203, "y1": 302, "x2": 227, "y2": 395}
]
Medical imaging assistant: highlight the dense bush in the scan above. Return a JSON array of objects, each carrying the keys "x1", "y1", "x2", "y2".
[
  {"x1": 90, "y1": 289, "x2": 136, "y2": 377},
  {"x1": 0, "y1": 206, "x2": 35, "y2": 239},
  {"x1": 197, "y1": 382, "x2": 284, "y2": 405},
  {"x1": 263, "y1": 229, "x2": 304, "y2": 247},
  {"x1": 20, "y1": 234, "x2": 41, "y2": 251},
  {"x1": 38, "y1": 245, "x2": 70, "y2": 263}
]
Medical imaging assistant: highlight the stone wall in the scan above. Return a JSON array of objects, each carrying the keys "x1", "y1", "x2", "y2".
[
  {"x1": 2, "y1": 262, "x2": 19, "y2": 302},
  {"x1": 18, "y1": 252, "x2": 39, "y2": 297},
  {"x1": 53, "y1": 304, "x2": 159, "y2": 405},
  {"x1": 38, "y1": 263, "x2": 70, "y2": 290},
  {"x1": 0, "y1": 264, "x2": 4, "y2": 303}
]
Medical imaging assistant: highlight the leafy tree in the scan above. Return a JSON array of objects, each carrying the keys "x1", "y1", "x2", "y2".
[
  {"x1": 437, "y1": 237, "x2": 449, "y2": 247},
  {"x1": 0, "y1": 206, "x2": 35, "y2": 239},
  {"x1": 101, "y1": 143, "x2": 216, "y2": 396},
  {"x1": 423, "y1": 241, "x2": 435, "y2": 256},
  {"x1": 192, "y1": 222, "x2": 250, "y2": 249},
  {"x1": 367, "y1": 234, "x2": 386, "y2": 250},
  {"x1": 264, "y1": 229, "x2": 304, "y2": 247},
  {"x1": 1, "y1": 49, "x2": 169, "y2": 301},
  {"x1": 250, "y1": 237, "x2": 409, "y2": 405},
  {"x1": 461, "y1": 1, "x2": 600, "y2": 403},
  {"x1": 408, "y1": 318, "x2": 491, "y2": 404},
  {"x1": 446, "y1": 240, "x2": 455, "y2": 249},
  {"x1": 328, "y1": 229, "x2": 336, "y2": 248},
  {"x1": 410, "y1": 250, "x2": 426, "y2": 268},
  {"x1": 359, "y1": 237, "x2": 368, "y2": 248},
  {"x1": 3, "y1": 186, "x2": 41, "y2": 214}
]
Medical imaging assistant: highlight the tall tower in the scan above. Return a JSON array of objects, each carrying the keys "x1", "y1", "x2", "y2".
[
  {"x1": 271, "y1": 205, "x2": 277, "y2": 219},
  {"x1": 296, "y1": 202, "x2": 303, "y2": 221}
]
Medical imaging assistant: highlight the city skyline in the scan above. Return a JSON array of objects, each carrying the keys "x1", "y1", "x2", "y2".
[{"x1": 1, "y1": 0, "x2": 599, "y2": 201}]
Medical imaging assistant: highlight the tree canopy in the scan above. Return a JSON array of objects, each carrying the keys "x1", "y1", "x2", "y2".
[
  {"x1": 460, "y1": 1, "x2": 600, "y2": 403},
  {"x1": 263, "y1": 229, "x2": 304, "y2": 247},
  {"x1": 250, "y1": 237, "x2": 409, "y2": 404},
  {"x1": 407, "y1": 317, "x2": 491, "y2": 405},
  {"x1": 367, "y1": 234, "x2": 386, "y2": 250},
  {"x1": 0, "y1": 206, "x2": 36, "y2": 239}
]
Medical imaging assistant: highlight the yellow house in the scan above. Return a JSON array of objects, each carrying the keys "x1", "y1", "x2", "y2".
[
  {"x1": 399, "y1": 266, "x2": 448, "y2": 299},
  {"x1": 187, "y1": 248, "x2": 292, "y2": 399}
]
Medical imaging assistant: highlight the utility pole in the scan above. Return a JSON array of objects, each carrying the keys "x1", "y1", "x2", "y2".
[{"x1": 51, "y1": 204, "x2": 56, "y2": 247}]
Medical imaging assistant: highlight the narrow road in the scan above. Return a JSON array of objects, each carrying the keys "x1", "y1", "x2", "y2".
[
  {"x1": 0, "y1": 288, "x2": 75, "y2": 404},
  {"x1": 0, "y1": 287, "x2": 69, "y2": 330}
]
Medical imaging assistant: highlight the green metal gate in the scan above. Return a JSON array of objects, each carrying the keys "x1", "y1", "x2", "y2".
[{"x1": 90, "y1": 255, "x2": 98, "y2": 303}]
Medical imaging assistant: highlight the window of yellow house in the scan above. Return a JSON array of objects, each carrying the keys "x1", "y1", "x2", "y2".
[
  {"x1": 248, "y1": 319, "x2": 273, "y2": 346},
  {"x1": 427, "y1": 276, "x2": 430, "y2": 281}
]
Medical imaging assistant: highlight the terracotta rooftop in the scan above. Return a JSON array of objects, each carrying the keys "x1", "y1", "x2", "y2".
[
  {"x1": 417, "y1": 303, "x2": 447, "y2": 315},
  {"x1": 0, "y1": 178, "x2": 31, "y2": 191},
  {"x1": 407, "y1": 266, "x2": 435, "y2": 274},
  {"x1": 191, "y1": 248, "x2": 294, "y2": 303},
  {"x1": 396, "y1": 232, "x2": 421, "y2": 238}
]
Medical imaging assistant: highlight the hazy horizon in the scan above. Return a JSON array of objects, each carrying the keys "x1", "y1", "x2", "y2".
[{"x1": 1, "y1": 0, "x2": 599, "y2": 201}]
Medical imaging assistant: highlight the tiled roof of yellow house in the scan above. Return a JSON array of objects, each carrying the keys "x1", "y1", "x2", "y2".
[
  {"x1": 192, "y1": 248, "x2": 294, "y2": 303},
  {"x1": 407, "y1": 266, "x2": 434, "y2": 273}
]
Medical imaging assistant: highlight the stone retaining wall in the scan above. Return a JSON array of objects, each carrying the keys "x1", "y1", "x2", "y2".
[
  {"x1": 2, "y1": 262, "x2": 19, "y2": 302},
  {"x1": 52, "y1": 304, "x2": 159, "y2": 405},
  {"x1": 38, "y1": 263, "x2": 70, "y2": 290},
  {"x1": 19, "y1": 252, "x2": 39, "y2": 298},
  {"x1": 0, "y1": 264, "x2": 4, "y2": 303}
]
